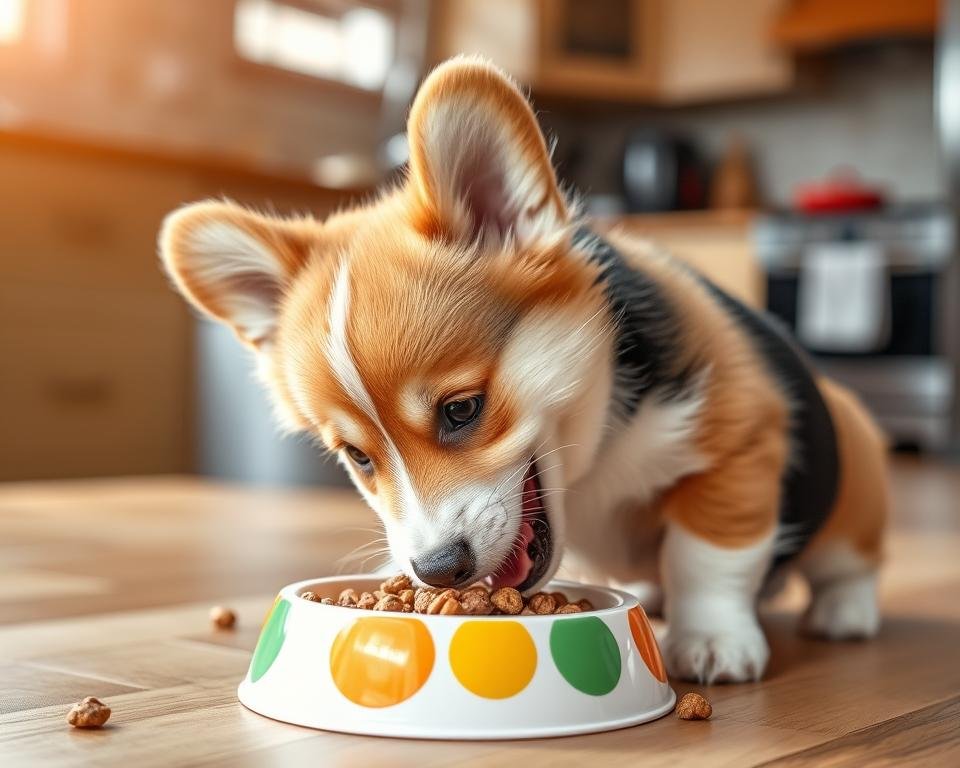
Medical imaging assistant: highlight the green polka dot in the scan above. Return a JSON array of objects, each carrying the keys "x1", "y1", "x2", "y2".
[
  {"x1": 549, "y1": 616, "x2": 621, "y2": 696},
  {"x1": 250, "y1": 598, "x2": 291, "y2": 682}
]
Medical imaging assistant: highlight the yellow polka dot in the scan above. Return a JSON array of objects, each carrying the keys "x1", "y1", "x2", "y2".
[
  {"x1": 449, "y1": 621, "x2": 537, "y2": 699},
  {"x1": 330, "y1": 617, "x2": 435, "y2": 708}
]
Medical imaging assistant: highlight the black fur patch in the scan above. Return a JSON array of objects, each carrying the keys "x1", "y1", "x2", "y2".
[{"x1": 578, "y1": 229, "x2": 698, "y2": 415}]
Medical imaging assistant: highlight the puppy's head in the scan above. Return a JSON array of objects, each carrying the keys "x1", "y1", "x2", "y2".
[{"x1": 160, "y1": 59, "x2": 611, "y2": 592}]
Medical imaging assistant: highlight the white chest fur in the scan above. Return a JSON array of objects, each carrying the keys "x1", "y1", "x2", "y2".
[{"x1": 563, "y1": 389, "x2": 709, "y2": 584}]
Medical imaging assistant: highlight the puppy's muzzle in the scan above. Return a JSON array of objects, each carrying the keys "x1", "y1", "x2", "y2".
[{"x1": 410, "y1": 538, "x2": 476, "y2": 587}]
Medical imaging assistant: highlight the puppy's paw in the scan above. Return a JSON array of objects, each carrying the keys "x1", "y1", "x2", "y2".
[
  {"x1": 664, "y1": 623, "x2": 769, "y2": 684},
  {"x1": 803, "y1": 574, "x2": 880, "y2": 640}
]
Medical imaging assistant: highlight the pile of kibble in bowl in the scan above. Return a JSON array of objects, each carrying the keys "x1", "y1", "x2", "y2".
[{"x1": 300, "y1": 573, "x2": 594, "y2": 616}]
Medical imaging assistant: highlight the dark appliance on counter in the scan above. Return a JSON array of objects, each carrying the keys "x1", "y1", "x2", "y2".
[
  {"x1": 622, "y1": 130, "x2": 708, "y2": 212},
  {"x1": 754, "y1": 204, "x2": 957, "y2": 450}
]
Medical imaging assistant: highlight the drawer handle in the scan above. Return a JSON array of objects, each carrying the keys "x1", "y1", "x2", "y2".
[{"x1": 45, "y1": 377, "x2": 113, "y2": 406}]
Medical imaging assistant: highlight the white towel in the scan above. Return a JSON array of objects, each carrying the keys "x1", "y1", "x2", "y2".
[{"x1": 797, "y1": 242, "x2": 889, "y2": 353}]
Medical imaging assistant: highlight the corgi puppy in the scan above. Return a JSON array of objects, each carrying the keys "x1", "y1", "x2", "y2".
[{"x1": 159, "y1": 58, "x2": 888, "y2": 683}]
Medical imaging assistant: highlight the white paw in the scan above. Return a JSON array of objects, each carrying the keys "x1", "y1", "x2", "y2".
[
  {"x1": 804, "y1": 574, "x2": 880, "y2": 640},
  {"x1": 664, "y1": 623, "x2": 769, "y2": 683}
]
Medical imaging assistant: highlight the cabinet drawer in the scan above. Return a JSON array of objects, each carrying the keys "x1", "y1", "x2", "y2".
[{"x1": 0, "y1": 280, "x2": 192, "y2": 479}]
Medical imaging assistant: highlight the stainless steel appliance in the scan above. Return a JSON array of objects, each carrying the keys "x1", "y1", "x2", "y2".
[
  {"x1": 621, "y1": 130, "x2": 709, "y2": 213},
  {"x1": 755, "y1": 204, "x2": 957, "y2": 450}
]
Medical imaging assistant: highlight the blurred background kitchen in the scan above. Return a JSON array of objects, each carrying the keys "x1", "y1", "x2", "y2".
[{"x1": 2, "y1": 0, "x2": 958, "y2": 486}]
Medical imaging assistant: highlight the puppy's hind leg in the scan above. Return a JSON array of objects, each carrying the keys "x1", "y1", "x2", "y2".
[
  {"x1": 800, "y1": 543, "x2": 880, "y2": 640},
  {"x1": 801, "y1": 378, "x2": 888, "y2": 641}
]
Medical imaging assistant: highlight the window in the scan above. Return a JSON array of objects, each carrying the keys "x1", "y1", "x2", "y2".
[
  {"x1": 0, "y1": 0, "x2": 26, "y2": 45},
  {"x1": 234, "y1": 0, "x2": 394, "y2": 91}
]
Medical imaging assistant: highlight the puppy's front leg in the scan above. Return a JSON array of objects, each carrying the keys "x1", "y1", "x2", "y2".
[
  {"x1": 657, "y1": 427, "x2": 784, "y2": 683},
  {"x1": 661, "y1": 521, "x2": 773, "y2": 683}
]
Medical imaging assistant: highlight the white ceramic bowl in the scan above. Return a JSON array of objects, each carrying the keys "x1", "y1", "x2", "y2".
[{"x1": 238, "y1": 575, "x2": 674, "y2": 740}]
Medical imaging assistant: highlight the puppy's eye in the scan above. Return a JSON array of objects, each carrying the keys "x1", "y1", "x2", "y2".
[
  {"x1": 441, "y1": 395, "x2": 483, "y2": 431},
  {"x1": 344, "y1": 444, "x2": 371, "y2": 469}
]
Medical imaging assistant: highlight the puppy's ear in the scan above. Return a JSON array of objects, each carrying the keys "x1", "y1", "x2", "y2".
[
  {"x1": 406, "y1": 57, "x2": 568, "y2": 245},
  {"x1": 159, "y1": 200, "x2": 314, "y2": 347}
]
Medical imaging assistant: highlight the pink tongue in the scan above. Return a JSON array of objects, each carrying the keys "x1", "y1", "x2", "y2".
[{"x1": 486, "y1": 473, "x2": 539, "y2": 589}]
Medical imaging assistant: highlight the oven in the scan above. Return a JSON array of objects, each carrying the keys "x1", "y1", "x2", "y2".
[{"x1": 754, "y1": 204, "x2": 958, "y2": 450}]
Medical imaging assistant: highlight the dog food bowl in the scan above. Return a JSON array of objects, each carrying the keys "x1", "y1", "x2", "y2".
[{"x1": 238, "y1": 575, "x2": 674, "y2": 740}]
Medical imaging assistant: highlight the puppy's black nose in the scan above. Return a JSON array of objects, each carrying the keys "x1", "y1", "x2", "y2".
[{"x1": 411, "y1": 539, "x2": 475, "y2": 587}]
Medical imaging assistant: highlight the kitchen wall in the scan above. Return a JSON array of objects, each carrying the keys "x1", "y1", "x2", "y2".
[{"x1": 545, "y1": 43, "x2": 943, "y2": 208}]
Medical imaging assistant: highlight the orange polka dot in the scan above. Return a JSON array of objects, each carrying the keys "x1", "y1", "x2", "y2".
[
  {"x1": 628, "y1": 606, "x2": 667, "y2": 683},
  {"x1": 330, "y1": 617, "x2": 435, "y2": 707}
]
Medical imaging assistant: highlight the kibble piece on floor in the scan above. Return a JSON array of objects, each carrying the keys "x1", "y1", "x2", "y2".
[
  {"x1": 210, "y1": 606, "x2": 236, "y2": 629},
  {"x1": 67, "y1": 697, "x2": 111, "y2": 728},
  {"x1": 676, "y1": 692, "x2": 713, "y2": 720}
]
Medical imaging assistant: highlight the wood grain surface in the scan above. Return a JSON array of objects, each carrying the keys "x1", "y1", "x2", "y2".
[{"x1": 1, "y1": 456, "x2": 958, "y2": 767}]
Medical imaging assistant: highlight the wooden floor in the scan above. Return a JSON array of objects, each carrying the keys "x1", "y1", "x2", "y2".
[{"x1": 1, "y1": 456, "x2": 958, "y2": 767}]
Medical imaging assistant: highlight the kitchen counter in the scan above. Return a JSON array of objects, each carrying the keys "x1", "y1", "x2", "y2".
[{"x1": 601, "y1": 209, "x2": 765, "y2": 308}]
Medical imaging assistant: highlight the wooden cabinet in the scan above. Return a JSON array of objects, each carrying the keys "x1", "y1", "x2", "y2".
[
  {"x1": 431, "y1": 0, "x2": 793, "y2": 104},
  {"x1": 537, "y1": 0, "x2": 660, "y2": 100},
  {"x1": 0, "y1": 134, "x2": 350, "y2": 481},
  {"x1": 658, "y1": 0, "x2": 793, "y2": 103}
]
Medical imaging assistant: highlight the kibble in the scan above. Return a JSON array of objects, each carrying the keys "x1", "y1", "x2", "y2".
[
  {"x1": 460, "y1": 587, "x2": 494, "y2": 615},
  {"x1": 337, "y1": 588, "x2": 358, "y2": 607},
  {"x1": 374, "y1": 594, "x2": 404, "y2": 612},
  {"x1": 676, "y1": 692, "x2": 713, "y2": 720},
  {"x1": 527, "y1": 592, "x2": 556, "y2": 615},
  {"x1": 299, "y1": 573, "x2": 599, "y2": 616},
  {"x1": 413, "y1": 587, "x2": 437, "y2": 614},
  {"x1": 209, "y1": 606, "x2": 236, "y2": 629},
  {"x1": 490, "y1": 587, "x2": 524, "y2": 615},
  {"x1": 427, "y1": 588, "x2": 462, "y2": 615},
  {"x1": 66, "y1": 697, "x2": 111, "y2": 728},
  {"x1": 381, "y1": 573, "x2": 413, "y2": 595}
]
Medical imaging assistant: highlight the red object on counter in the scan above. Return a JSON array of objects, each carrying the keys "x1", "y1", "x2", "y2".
[{"x1": 794, "y1": 171, "x2": 886, "y2": 213}]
